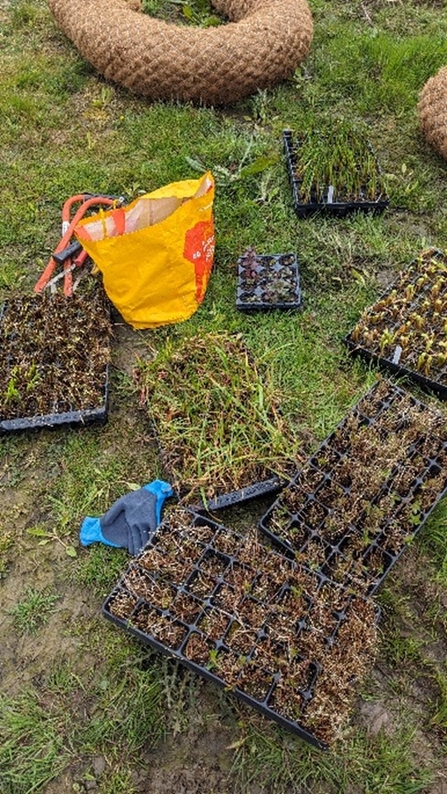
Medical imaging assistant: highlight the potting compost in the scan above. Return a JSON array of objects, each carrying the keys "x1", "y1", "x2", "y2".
[{"x1": 80, "y1": 480, "x2": 173, "y2": 555}]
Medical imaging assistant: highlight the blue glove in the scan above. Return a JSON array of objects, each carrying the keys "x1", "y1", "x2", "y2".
[{"x1": 80, "y1": 479, "x2": 173, "y2": 555}]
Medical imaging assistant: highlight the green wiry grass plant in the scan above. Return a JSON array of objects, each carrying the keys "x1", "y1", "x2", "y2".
[
  {"x1": 0, "y1": 689, "x2": 72, "y2": 794},
  {"x1": 137, "y1": 331, "x2": 299, "y2": 502},
  {"x1": 294, "y1": 118, "x2": 386, "y2": 204},
  {"x1": 9, "y1": 587, "x2": 59, "y2": 634}
]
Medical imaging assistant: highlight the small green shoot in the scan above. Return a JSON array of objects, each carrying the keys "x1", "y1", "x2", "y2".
[{"x1": 9, "y1": 587, "x2": 59, "y2": 634}]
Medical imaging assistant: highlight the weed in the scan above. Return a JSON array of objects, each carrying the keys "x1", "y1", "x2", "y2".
[{"x1": 8, "y1": 587, "x2": 59, "y2": 634}]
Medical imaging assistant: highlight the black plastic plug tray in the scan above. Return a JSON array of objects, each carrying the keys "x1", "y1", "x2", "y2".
[
  {"x1": 259, "y1": 380, "x2": 447, "y2": 594},
  {"x1": 103, "y1": 510, "x2": 378, "y2": 749},
  {"x1": 191, "y1": 475, "x2": 286, "y2": 513},
  {"x1": 236, "y1": 251, "x2": 302, "y2": 312},
  {"x1": 0, "y1": 368, "x2": 109, "y2": 433},
  {"x1": 0, "y1": 291, "x2": 111, "y2": 434},
  {"x1": 283, "y1": 130, "x2": 389, "y2": 219},
  {"x1": 345, "y1": 248, "x2": 447, "y2": 400}
]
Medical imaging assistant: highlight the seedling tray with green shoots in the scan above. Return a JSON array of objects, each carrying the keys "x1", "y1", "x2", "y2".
[
  {"x1": 0, "y1": 288, "x2": 111, "y2": 433},
  {"x1": 283, "y1": 125, "x2": 389, "y2": 218},
  {"x1": 345, "y1": 248, "x2": 447, "y2": 399}
]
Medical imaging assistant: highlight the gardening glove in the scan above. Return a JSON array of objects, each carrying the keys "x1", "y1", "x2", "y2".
[{"x1": 79, "y1": 479, "x2": 173, "y2": 555}]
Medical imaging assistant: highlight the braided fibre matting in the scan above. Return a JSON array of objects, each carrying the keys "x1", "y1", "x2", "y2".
[
  {"x1": 419, "y1": 66, "x2": 447, "y2": 160},
  {"x1": 48, "y1": 0, "x2": 313, "y2": 105}
]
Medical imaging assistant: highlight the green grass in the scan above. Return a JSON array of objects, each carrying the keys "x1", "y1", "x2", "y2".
[
  {"x1": 137, "y1": 331, "x2": 302, "y2": 501},
  {"x1": 1, "y1": 0, "x2": 447, "y2": 789},
  {"x1": 8, "y1": 588, "x2": 59, "y2": 634},
  {"x1": 0, "y1": 689, "x2": 73, "y2": 793},
  {"x1": 231, "y1": 721, "x2": 433, "y2": 793}
]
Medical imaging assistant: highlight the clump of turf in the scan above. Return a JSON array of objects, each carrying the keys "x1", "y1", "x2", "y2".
[{"x1": 137, "y1": 331, "x2": 298, "y2": 502}]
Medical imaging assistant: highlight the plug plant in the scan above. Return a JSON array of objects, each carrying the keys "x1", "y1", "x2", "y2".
[
  {"x1": 0, "y1": 283, "x2": 111, "y2": 426},
  {"x1": 286, "y1": 120, "x2": 388, "y2": 207},
  {"x1": 104, "y1": 510, "x2": 378, "y2": 748},
  {"x1": 136, "y1": 332, "x2": 297, "y2": 501},
  {"x1": 236, "y1": 248, "x2": 301, "y2": 311},
  {"x1": 347, "y1": 248, "x2": 447, "y2": 391},
  {"x1": 260, "y1": 380, "x2": 447, "y2": 594}
]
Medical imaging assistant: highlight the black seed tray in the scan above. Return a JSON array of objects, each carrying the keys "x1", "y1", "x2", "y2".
[
  {"x1": 283, "y1": 130, "x2": 389, "y2": 219},
  {"x1": 0, "y1": 366, "x2": 109, "y2": 434},
  {"x1": 236, "y1": 251, "x2": 302, "y2": 312},
  {"x1": 345, "y1": 248, "x2": 447, "y2": 400},
  {"x1": 103, "y1": 510, "x2": 378, "y2": 749},
  {"x1": 259, "y1": 380, "x2": 447, "y2": 595},
  {"x1": 0, "y1": 295, "x2": 110, "y2": 434},
  {"x1": 191, "y1": 475, "x2": 285, "y2": 513}
]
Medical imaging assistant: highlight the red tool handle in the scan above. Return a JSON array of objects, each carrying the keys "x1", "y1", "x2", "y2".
[{"x1": 34, "y1": 196, "x2": 117, "y2": 294}]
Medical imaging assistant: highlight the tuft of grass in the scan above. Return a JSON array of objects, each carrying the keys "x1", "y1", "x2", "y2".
[
  {"x1": 230, "y1": 720, "x2": 433, "y2": 793},
  {"x1": 138, "y1": 331, "x2": 301, "y2": 500},
  {"x1": 8, "y1": 587, "x2": 59, "y2": 634},
  {"x1": 73, "y1": 544, "x2": 130, "y2": 597},
  {"x1": 0, "y1": 689, "x2": 72, "y2": 793},
  {"x1": 419, "y1": 501, "x2": 447, "y2": 587}
]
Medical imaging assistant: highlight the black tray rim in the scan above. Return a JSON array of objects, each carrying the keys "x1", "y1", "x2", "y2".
[{"x1": 282, "y1": 129, "x2": 389, "y2": 218}]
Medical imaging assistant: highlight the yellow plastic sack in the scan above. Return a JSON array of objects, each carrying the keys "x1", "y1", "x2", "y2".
[{"x1": 74, "y1": 172, "x2": 215, "y2": 329}]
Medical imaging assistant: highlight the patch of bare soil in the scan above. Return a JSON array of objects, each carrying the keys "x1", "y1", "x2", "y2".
[{"x1": 0, "y1": 538, "x2": 96, "y2": 696}]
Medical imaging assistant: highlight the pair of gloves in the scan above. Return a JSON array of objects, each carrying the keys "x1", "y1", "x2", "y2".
[{"x1": 80, "y1": 479, "x2": 173, "y2": 555}]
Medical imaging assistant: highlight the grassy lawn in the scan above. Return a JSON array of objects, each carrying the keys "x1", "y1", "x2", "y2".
[{"x1": 1, "y1": 0, "x2": 447, "y2": 791}]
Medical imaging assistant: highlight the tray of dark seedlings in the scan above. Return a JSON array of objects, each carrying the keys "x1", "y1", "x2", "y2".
[
  {"x1": 103, "y1": 507, "x2": 378, "y2": 749},
  {"x1": 0, "y1": 283, "x2": 111, "y2": 433},
  {"x1": 283, "y1": 124, "x2": 389, "y2": 219},
  {"x1": 259, "y1": 380, "x2": 447, "y2": 595},
  {"x1": 236, "y1": 247, "x2": 302, "y2": 312},
  {"x1": 345, "y1": 248, "x2": 447, "y2": 400}
]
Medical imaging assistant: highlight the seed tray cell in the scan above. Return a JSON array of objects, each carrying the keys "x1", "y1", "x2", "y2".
[
  {"x1": 0, "y1": 291, "x2": 111, "y2": 434},
  {"x1": 236, "y1": 250, "x2": 302, "y2": 312},
  {"x1": 259, "y1": 380, "x2": 447, "y2": 594},
  {"x1": 345, "y1": 249, "x2": 447, "y2": 400},
  {"x1": 283, "y1": 130, "x2": 389, "y2": 219},
  {"x1": 103, "y1": 510, "x2": 378, "y2": 749}
]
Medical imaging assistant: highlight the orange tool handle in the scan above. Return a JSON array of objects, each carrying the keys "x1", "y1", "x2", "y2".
[{"x1": 34, "y1": 196, "x2": 116, "y2": 294}]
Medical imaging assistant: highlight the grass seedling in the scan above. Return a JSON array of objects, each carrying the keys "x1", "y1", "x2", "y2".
[
  {"x1": 137, "y1": 331, "x2": 296, "y2": 501},
  {"x1": 294, "y1": 118, "x2": 386, "y2": 204},
  {"x1": 9, "y1": 587, "x2": 59, "y2": 634}
]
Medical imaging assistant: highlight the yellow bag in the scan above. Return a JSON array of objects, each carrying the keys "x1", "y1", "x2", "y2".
[{"x1": 75, "y1": 172, "x2": 215, "y2": 329}]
